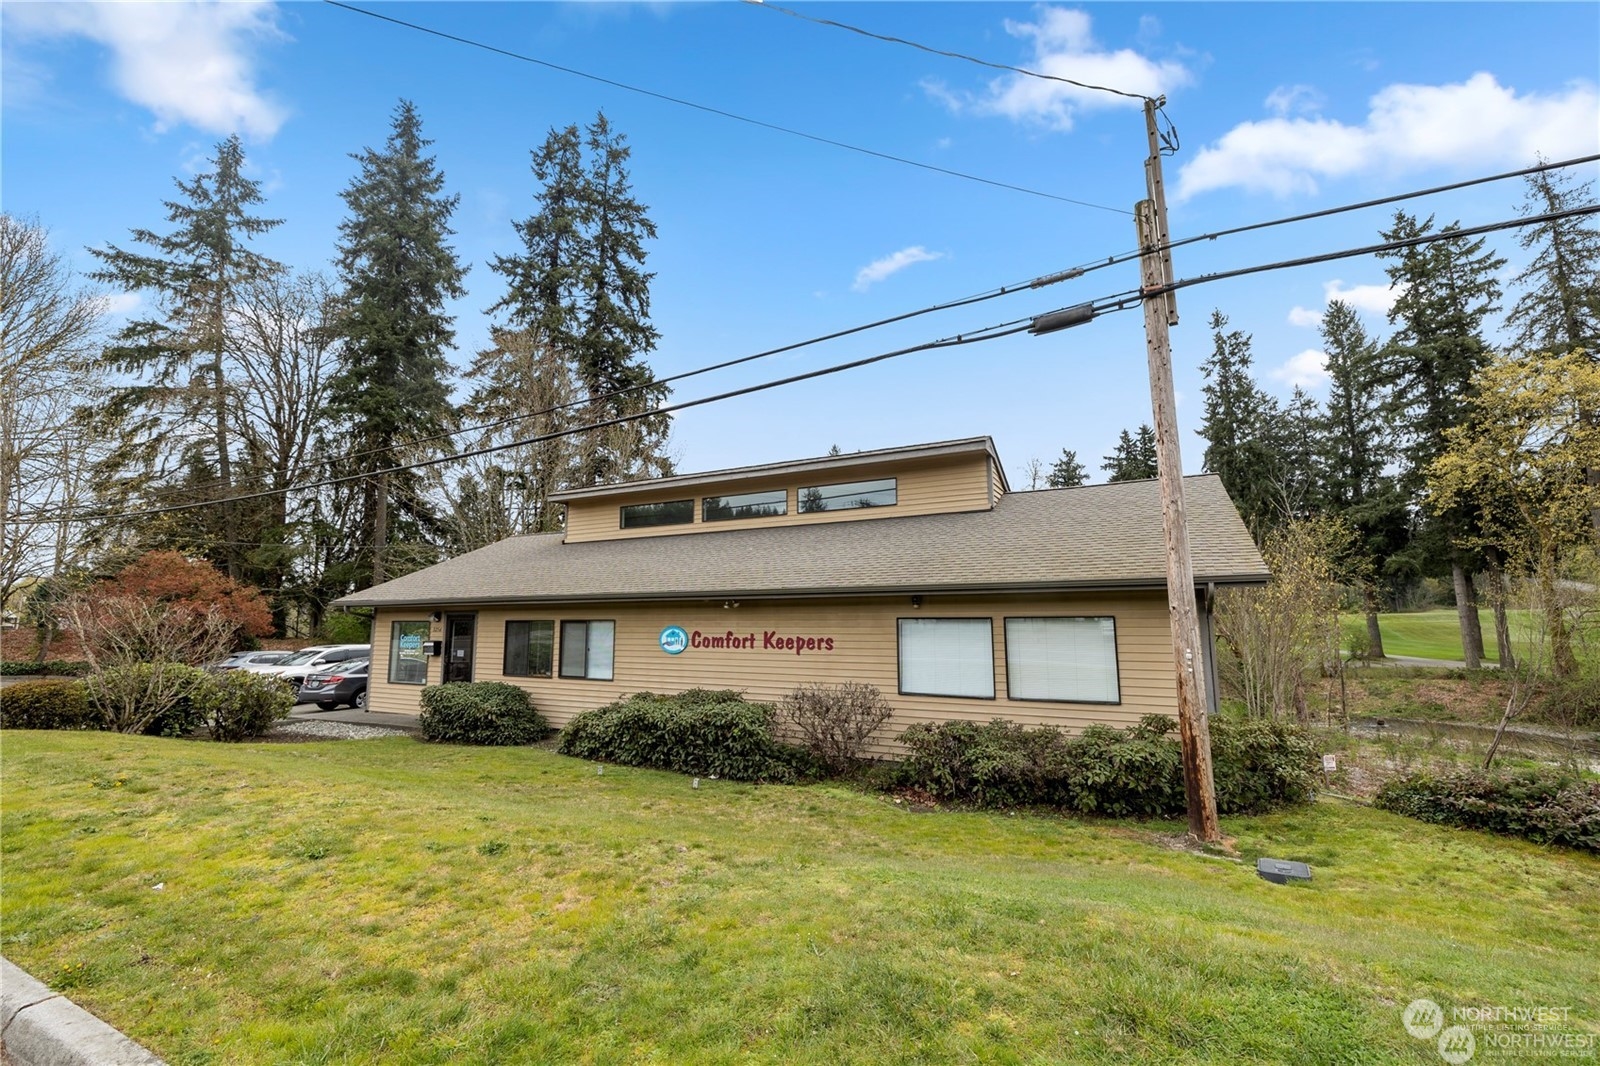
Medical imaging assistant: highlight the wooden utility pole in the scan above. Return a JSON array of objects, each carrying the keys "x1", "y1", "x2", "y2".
[{"x1": 1137, "y1": 97, "x2": 1221, "y2": 843}]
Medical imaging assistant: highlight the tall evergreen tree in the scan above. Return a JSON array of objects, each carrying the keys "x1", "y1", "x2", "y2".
[
  {"x1": 1046, "y1": 449, "x2": 1088, "y2": 488},
  {"x1": 1196, "y1": 310, "x2": 1283, "y2": 535},
  {"x1": 489, "y1": 110, "x2": 670, "y2": 490},
  {"x1": 328, "y1": 100, "x2": 466, "y2": 588},
  {"x1": 1102, "y1": 425, "x2": 1158, "y2": 482},
  {"x1": 1315, "y1": 300, "x2": 1408, "y2": 655},
  {"x1": 1506, "y1": 163, "x2": 1600, "y2": 357},
  {"x1": 89, "y1": 135, "x2": 282, "y2": 580},
  {"x1": 1378, "y1": 211, "x2": 1506, "y2": 667}
]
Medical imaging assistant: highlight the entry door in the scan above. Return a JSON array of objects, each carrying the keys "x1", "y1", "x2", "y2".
[{"x1": 443, "y1": 614, "x2": 476, "y2": 683}]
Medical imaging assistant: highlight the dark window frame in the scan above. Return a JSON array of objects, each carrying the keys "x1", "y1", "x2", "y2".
[
  {"x1": 702, "y1": 488, "x2": 789, "y2": 522},
  {"x1": 895, "y1": 616, "x2": 996, "y2": 700},
  {"x1": 504, "y1": 619, "x2": 555, "y2": 678},
  {"x1": 797, "y1": 477, "x2": 898, "y2": 514},
  {"x1": 619, "y1": 499, "x2": 695, "y2": 529},
  {"x1": 1002, "y1": 615, "x2": 1122, "y2": 706},
  {"x1": 559, "y1": 619, "x2": 617, "y2": 681},
  {"x1": 388, "y1": 620, "x2": 430, "y2": 686}
]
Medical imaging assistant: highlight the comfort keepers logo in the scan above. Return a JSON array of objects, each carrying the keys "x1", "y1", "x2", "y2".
[{"x1": 662, "y1": 627, "x2": 837, "y2": 656}]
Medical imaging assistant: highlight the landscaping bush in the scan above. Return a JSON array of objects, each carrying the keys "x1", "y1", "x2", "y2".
[
  {"x1": 558, "y1": 691, "x2": 801, "y2": 782},
  {"x1": 84, "y1": 662, "x2": 210, "y2": 736},
  {"x1": 197, "y1": 669, "x2": 294, "y2": 741},
  {"x1": 896, "y1": 714, "x2": 1317, "y2": 817},
  {"x1": 1375, "y1": 769, "x2": 1600, "y2": 852},
  {"x1": 419, "y1": 682, "x2": 549, "y2": 745},
  {"x1": 0, "y1": 678, "x2": 96, "y2": 730},
  {"x1": 778, "y1": 681, "x2": 895, "y2": 774},
  {"x1": 0, "y1": 659, "x2": 90, "y2": 677},
  {"x1": 1533, "y1": 676, "x2": 1600, "y2": 730}
]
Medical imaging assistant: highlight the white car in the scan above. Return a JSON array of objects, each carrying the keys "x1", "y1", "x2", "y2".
[{"x1": 243, "y1": 644, "x2": 371, "y2": 699}]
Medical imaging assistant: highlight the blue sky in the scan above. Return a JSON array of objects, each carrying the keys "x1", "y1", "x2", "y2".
[{"x1": 4, "y1": 1, "x2": 1597, "y2": 486}]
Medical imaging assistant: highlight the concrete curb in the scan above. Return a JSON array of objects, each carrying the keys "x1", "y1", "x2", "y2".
[{"x1": 0, "y1": 957, "x2": 165, "y2": 1066}]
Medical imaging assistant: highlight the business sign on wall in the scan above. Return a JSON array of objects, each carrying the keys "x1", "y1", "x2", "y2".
[{"x1": 659, "y1": 625, "x2": 836, "y2": 656}]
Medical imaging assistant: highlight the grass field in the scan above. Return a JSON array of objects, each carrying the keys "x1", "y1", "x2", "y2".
[
  {"x1": 3, "y1": 732, "x2": 1598, "y2": 1064},
  {"x1": 1340, "y1": 608, "x2": 1541, "y2": 662}
]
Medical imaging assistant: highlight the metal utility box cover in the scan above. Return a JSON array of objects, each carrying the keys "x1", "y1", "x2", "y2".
[{"x1": 1256, "y1": 858, "x2": 1312, "y2": 884}]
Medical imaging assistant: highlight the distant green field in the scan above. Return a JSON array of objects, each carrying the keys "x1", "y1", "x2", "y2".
[{"x1": 1340, "y1": 608, "x2": 1536, "y2": 662}]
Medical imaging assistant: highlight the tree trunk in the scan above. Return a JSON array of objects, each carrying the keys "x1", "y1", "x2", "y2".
[
  {"x1": 1485, "y1": 553, "x2": 1516, "y2": 672},
  {"x1": 1452, "y1": 563, "x2": 1483, "y2": 669},
  {"x1": 1362, "y1": 585, "x2": 1386, "y2": 659},
  {"x1": 213, "y1": 346, "x2": 238, "y2": 581},
  {"x1": 1541, "y1": 557, "x2": 1577, "y2": 679},
  {"x1": 372, "y1": 469, "x2": 389, "y2": 587}
]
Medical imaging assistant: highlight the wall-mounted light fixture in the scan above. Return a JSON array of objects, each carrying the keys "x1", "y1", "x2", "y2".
[
  {"x1": 722, "y1": 600, "x2": 741, "y2": 610},
  {"x1": 430, "y1": 611, "x2": 442, "y2": 623},
  {"x1": 911, "y1": 595, "x2": 923, "y2": 609}
]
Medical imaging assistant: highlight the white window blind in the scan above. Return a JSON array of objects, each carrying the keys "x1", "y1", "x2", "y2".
[
  {"x1": 898, "y1": 618, "x2": 994, "y2": 698},
  {"x1": 1005, "y1": 617, "x2": 1119, "y2": 703},
  {"x1": 585, "y1": 620, "x2": 615, "y2": 681}
]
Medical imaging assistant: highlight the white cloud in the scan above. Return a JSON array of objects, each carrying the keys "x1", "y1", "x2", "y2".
[
  {"x1": 1287, "y1": 306, "x2": 1324, "y2": 328},
  {"x1": 1264, "y1": 84, "x2": 1324, "y2": 118},
  {"x1": 1270, "y1": 348, "x2": 1331, "y2": 390},
  {"x1": 97, "y1": 291, "x2": 142, "y2": 316},
  {"x1": 925, "y1": 7, "x2": 1192, "y2": 130},
  {"x1": 852, "y1": 246, "x2": 944, "y2": 292},
  {"x1": 1324, "y1": 279, "x2": 1400, "y2": 316},
  {"x1": 1177, "y1": 72, "x2": 1599, "y2": 200},
  {"x1": 7, "y1": 1, "x2": 288, "y2": 140}
]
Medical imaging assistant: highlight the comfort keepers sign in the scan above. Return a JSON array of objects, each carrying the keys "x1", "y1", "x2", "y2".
[{"x1": 660, "y1": 625, "x2": 836, "y2": 656}]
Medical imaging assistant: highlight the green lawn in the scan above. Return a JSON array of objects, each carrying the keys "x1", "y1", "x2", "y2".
[
  {"x1": 1341, "y1": 608, "x2": 1541, "y2": 662},
  {"x1": 3, "y1": 732, "x2": 1598, "y2": 1065}
]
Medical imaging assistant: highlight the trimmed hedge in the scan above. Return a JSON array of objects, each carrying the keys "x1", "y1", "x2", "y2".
[
  {"x1": 558, "y1": 691, "x2": 807, "y2": 782},
  {"x1": 1375, "y1": 769, "x2": 1599, "y2": 852},
  {"x1": 0, "y1": 678, "x2": 95, "y2": 730},
  {"x1": 896, "y1": 714, "x2": 1317, "y2": 816},
  {"x1": 419, "y1": 682, "x2": 549, "y2": 745},
  {"x1": 198, "y1": 670, "x2": 294, "y2": 741}
]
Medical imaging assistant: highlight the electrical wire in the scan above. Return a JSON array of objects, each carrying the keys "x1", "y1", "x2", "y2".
[
  {"x1": 742, "y1": 0, "x2": 1152, "y2": 103},
  {"x1": 321, "y1": 0, "x2": 1129, "y2": 215},
  {"x1": 18, "y1": 315, "x2": 1051, "y2": 527}
]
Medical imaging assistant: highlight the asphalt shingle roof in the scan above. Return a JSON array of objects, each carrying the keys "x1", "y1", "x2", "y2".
[{"x1": 334, "y1": 475, "x2": 1268, "y2": 608}]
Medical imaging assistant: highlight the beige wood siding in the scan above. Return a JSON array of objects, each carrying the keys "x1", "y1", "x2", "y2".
[
  {"x1": 370, "y1": 591, "x2": 1179, "y2": 753},
  {"x1": 561, "y1": 453, "x2": 995, "y2": 542}
]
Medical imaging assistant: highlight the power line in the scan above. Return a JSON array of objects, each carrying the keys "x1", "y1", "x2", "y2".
[
  {"x1": 21, "y1": 314, "x2": 1052, "y2": 527},
  {"x1": 320, "y1": 0, "x2": 1128, "y2": 215},
  {"x1": 743, "y1": 0, "x2": 1152, "y2": 103}
]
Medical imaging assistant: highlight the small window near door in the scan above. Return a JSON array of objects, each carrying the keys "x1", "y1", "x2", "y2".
[
  {"x1": 505, "y1": 620, "x2": 555, "y2": 677},
  {"x1": 389, "y1": 620, "x2": 429, "y2": 685},
  {"x1": 559, "y1": 620, "x2": 615, "y2": 681}
]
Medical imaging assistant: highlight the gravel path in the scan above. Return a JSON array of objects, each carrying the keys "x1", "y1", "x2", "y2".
[{"x1": 271, "y1": 720, "x2": 411, "y2": 741}]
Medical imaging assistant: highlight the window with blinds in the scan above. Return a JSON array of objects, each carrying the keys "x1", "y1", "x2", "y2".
[
  {"x1": 1004, "y1": 617, "x2": 1120, "y2": 703},
  {"x1": 559, "y1": 620, "x2": 616, "y2": 681},
  {"x1": 897, "y1": 618, "x2": 994, "y2": 699},
  {"x1": 504, "y1": 620, "x2": 554, "y2": 677}
]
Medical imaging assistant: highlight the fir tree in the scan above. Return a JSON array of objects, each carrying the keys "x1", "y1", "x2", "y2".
[
  {"x1": 1378, "y1": 210, "x2": 1506, "y2": 667},
  {"x1": 1316, "y1": 301, "x2": 1409, "y2": 655},
  {"x1": 490, "y1": 110, "x2": 669, "y2": 490},
  {"x1": 1102, "y1": 425, "x2": 1158, "y2": 482},
  {"x1": 328, "y1": 100, "x2": 466, "y2": 587},
  {"x1": 1046, "y1": 449, "x2": 1088, "y2": 488},
  {"x1": 1506, "y1": 163, "x2": 1600, "y2": 357},
  {"x1": 89, "y1": 135, "x2": 282, "y2": 580},
  {"x1": 1196, "y1": 310, "x2": 1282, "y2": 535}
]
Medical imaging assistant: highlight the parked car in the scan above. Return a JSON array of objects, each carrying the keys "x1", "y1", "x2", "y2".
[
  {"x1": 243, "y1": 644, "x2": 370, "y2": 698},
  {"x1": 299, "y1": 658, "x2": 369, "y2": 712},
  {"x1": 209, "y1": 650, "x2": 293, "y2": 672}
]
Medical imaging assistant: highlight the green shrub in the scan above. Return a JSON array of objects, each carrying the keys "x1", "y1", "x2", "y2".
[
  {"x1": 1374, "y1": 769, "x2": 1599, "y2": 852},
  {"x1": 896, "y1": 714, "x2": 1316, "y2": 817},
  {"x1": 198, "y1": 670, "x2": 294, "y2": 741},
  {"x1": 84, "y1": 663, "x2": 210, "y2": 736},
  {"x1": 778, "y1": 681, "x2": 895, "y2": 774},
  {"x1": 419, "y1": 682, "x2": 549, "y2": 745},
  {"x1": 0, "y1": 659, "x2": 87, "y2": 676},
  {"x1": 558, "y1": 691, "x2": 800, "y2": 782},
  {"x1": 0, "y1": 678, "x2": 96, "y2": 730}
]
